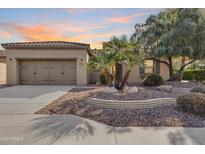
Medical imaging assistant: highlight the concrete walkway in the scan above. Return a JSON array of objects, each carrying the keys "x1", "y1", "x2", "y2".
[
  {"x1": 0, "y1": 86, "x2": 205, "y2": 145},
  {"x1": 0, "y1": 114, "x2": 205, "y2": 145}
]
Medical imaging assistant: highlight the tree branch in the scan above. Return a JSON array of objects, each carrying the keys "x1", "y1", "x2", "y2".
[
  {"x1": 150, "y1": 57, "x2": 170, "y2": 66},
  {"x1": 178, "y1": 59, "x2": 197, "y2": 72}
]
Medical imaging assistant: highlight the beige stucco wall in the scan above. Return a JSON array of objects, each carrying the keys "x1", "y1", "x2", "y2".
[
  {"x1": 160, "y1": 63, "x2": 169, "y2": 80},
  {"x1": 0, "y1": 59, "x2": 6, "y2": 84},
  {"x1": 122, "y1": 64, "x2": 142, "y2": 84},
  {"x1": 89, "y1": 71, "x2": 100, "y2": 84},
  {"x1": 6, "y1": 49, "x2": 89, "y2": 85}
]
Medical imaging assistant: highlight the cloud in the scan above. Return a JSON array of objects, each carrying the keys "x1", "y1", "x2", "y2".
[
  {"x1": 54, "y1": 22, "x2": 105, "y2": 33},
  {"x1": 0, "y1": 22, "x2": 125, "y2": 49},
  {"x1": 65, "y1": 8, "x2": 95, "y2": 14},
  {"x1": 72, "y1": 31, "x2": 124, "y2": 40},
  {"x1": 0, "y1": 22, "x2": 79, "y2": 42},
  {"x1": 0, "y1": 31, "x2": 12, "y2": 39},
  {"x1": 91, "y1": 41, "x2": 103, "y2": 49},
  {"x1": 105, "y1": 13, "x2": 145, "y2": 24}
]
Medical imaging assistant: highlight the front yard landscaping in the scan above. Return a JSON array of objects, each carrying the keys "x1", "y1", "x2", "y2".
[{"x1": 36, "y1": 81, "x2": 205, "y2": 127}]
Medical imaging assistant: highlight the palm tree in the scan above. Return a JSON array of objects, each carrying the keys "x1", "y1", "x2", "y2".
[
  {"x1": 89, "y1": 51, "x2": 116, "y2": 85},
  {"x1": 104, "y1": 35, "x2": 144, "y2": 90},
  {"x1": 103, "y1": 35, "x2": 132, "y2": 88}
]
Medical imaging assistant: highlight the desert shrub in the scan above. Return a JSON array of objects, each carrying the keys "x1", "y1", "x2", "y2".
[
  {"x1": 143, "y1": 74, "x2": 164, "y2": 86},
  {"x1": 190, "y1": 86, "x2": 205, "y2": 94},
  {"x1": 176, "y1": 92, "x2": 205, "y2": 116},
  {"x1": 182, "y1": 70, "x2": 205, "y2": 81},
  {"x1": 193, "y1": 71, "x2": 205, "y2": 82},
  {"x1": 99, "y1": 74, "x2": 112, "y2": 85},
  {"x1": 99, "y1": 74, "x2": 107, "y2": 85}
]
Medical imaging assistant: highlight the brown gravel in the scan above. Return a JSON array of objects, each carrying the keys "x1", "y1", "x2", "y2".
[
  {"x1": 94, "y1": 87, "x2": 189, "y2": 101},
  {"x1": 164, "y1": 81, "x2": 203, "y2": 88},
  {"x1": 36, "y1": 82, "x2": 205, "y2": 127}
]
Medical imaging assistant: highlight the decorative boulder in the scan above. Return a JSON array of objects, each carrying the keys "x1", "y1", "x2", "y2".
[
  {"x1": 157, "y1": 85, "x2": 172, "y2": 92},
  {"x1": 127, "y1": 87, "x2": 138, "y2": 93},
  {"x1": 103, "y1": 87, "x2": 118, "y2": 93},
  {"x1": 190, "y1": 86, "x2": 205, "y2": 94},
  {"x1": 138, "y1": 87, "x2": 145, "y2": 91},
  {"x1": 122, "y1": 86, "x2": 129, "y2": 93}
]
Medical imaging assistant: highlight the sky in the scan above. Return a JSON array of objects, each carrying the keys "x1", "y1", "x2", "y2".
[{"x1": 0, "y1": 8, "x2": 163, "y2": 49}]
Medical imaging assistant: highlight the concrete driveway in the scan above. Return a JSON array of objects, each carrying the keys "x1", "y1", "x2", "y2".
[{"x1": 0, "y1": 86, "x2": 75, "y2": 114}]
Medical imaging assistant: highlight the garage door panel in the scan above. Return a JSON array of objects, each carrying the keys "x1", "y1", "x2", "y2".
[
  {"x1": 20, "y1": 60, "x2": 76, "y2": 85},
  {"x1": 20, "y1": 61, "x2": 36, "y2": 85},
  {"x1": 64, "y1": 61, "x2": 76, "y2": 84},
  {"x1": 49, "y1": 61, "x2": 65, "y2": 85},
  {"x1": 35, "y1": 61, "x2": 49, "y2": 84}
]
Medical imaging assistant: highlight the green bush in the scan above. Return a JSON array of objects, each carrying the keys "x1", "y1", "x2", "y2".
[
  {"x1": 193, "y1": 71, "x2": 205, "y2": 82},
  {"x1": 176, "y1": 92, "x2": 205, "y2": 116},
  {"x1": 100, "y1": 74, "x2": 107, "y2": 85},
  {"x1": 143, "y1": 74, "x2": 164, "y2": 86},
  {"x1": 182, "y1": 70, "x2": 205, "y2": 81},
  {"x1": 190, "y1": 86, "x2": 205, "y2": 94},
  {"x1": 99, "y1": 74, "x2": 113, "y2": 85}
]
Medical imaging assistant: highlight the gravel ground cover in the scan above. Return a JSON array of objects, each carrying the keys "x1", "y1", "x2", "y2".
[
  {"x1": 164, "y1": 81, "x2": 203, "y2": 88},
  {"x1": 36, "y1": 82, "x2": 205, "y2": 127},
  {"x1": 95, "y1": 87, "x2": 189, "y2": 101}
]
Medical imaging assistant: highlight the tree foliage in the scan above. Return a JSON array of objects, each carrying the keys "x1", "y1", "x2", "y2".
[
  {"x1": 133, "y1": 8, "x2": 205, "y2": 81},
  {"x1": 89, "y1": 35, "x2": 144, "y2": 89},
  {"x1": 89, "y1": 51, "x2": 116, "y2": 84}
]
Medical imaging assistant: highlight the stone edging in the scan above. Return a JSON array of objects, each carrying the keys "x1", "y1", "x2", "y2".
[{"x1": 85, "y1": 98, "x2": 176, "y2": 109}]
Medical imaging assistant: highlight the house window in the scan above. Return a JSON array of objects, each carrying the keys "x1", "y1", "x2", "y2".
[{"x1": 144, "y1": 60, "x2": 154, "y2": 74}]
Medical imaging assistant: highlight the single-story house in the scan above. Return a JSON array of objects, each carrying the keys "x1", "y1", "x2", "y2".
[{"x1": 0, "y1": 41, "x2": 169, "y2": 85}]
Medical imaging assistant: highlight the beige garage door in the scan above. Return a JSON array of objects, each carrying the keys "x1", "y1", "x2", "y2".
[{"x1": 20, "y1": 60, "x2": 76, "y2": 85}]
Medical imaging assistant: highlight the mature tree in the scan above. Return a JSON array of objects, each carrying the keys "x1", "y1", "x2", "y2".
[{"x1": 133, "y1": 8, "x2": 205, "y2": 81}]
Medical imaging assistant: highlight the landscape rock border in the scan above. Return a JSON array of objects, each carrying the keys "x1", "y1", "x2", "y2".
[{"x1": 85, "y1": 97, "x2": 176, "y2": 109}]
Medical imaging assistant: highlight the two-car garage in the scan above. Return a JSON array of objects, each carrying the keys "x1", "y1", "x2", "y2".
[
  {"x1": 1, "y1": 41, "x2": 92, "y2": 85},
  {"x1": 19, "y1": 59, "x2": 76, "y2": 85}
]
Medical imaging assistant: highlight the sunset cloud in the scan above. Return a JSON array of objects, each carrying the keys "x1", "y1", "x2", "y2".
[
  {"x1": 72, "y1": 31, "x2": 124, "y2": 40},
  {"x1": 65, "y1": 8, "x2": 96, "y2": 14},
  {"x1": 0, "y1": 22, "x2": 79, "y2": 42},
  {"x1": 0, "y1": 22, "x2": 125, "y2": 48},
  {"x1": 0, "y1": 31, "x2": 12, "y2": 39},
  {"x1": 105, "y1": 13, "x2": 145, "y2": 23},
  {"x1": 0, "y1": 9, "x2": 162, "y2": 49}
]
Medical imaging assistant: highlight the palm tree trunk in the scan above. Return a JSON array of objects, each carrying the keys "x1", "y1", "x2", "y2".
[
  {"x1": 121, "y1": 70, "x2": 131, "y2": 89},
  {"x1": 115, "y1": 62, "x2": 122, "y2": 85},
  {"x1": 104, "y1": 67, "x2": 111, "y2": 85}
]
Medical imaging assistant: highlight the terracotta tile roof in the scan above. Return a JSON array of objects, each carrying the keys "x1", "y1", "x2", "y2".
[{"x1": 1, "y1": 41, "x2": 93, "y2": 55}]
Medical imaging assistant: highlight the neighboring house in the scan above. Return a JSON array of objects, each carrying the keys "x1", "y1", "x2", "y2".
[{"x1": 0, "y1": 41, "x2": 170, "y2": 85}]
